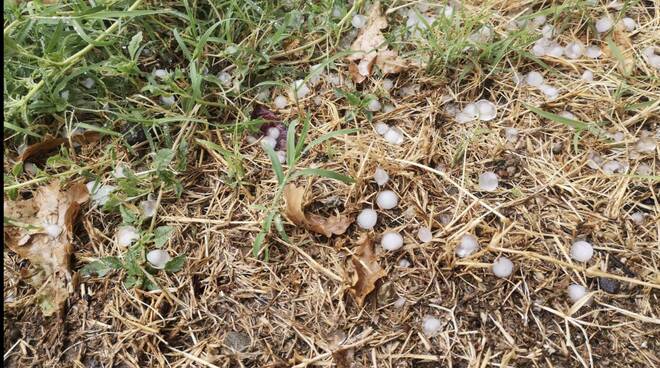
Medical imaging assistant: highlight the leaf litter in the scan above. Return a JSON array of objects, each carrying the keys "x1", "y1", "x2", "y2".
[
  {"x1": 283, "y1": 184, "x2": 352, "y2": 237},
  {"x1": 4, "y1": 181, "x2": 89, "y2": 316},
  {"x1": 349, "y1": 235, "x2": 387, "y2": 307}
]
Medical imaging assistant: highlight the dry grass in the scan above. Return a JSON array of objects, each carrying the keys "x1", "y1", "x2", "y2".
[{"x1": 4, "y1": 0, "x2": 660, "y2": 367}]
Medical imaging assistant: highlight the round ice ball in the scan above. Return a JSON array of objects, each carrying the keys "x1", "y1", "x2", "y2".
[
  {"x1": 422, "y1": 315, "x2": 442, "y2": 337},
  {"x1": 147, "y1": 249, "x2": 171, "y2": 270},
  {"x1": 117, "y1": 226, "x2": 139, "y2": 247},
  {"x1": 374, "y1": 166, "x2": 389, "y2": 186},
  {"x1": 570, "y1": 240, "x2": 594, "y2": 262},
  {"x1": 352, "y1": 14, "x2": 367, "y2": 28},
  {"x1": 375, "y1": 122, "x2": 390, "y2": 135},
  {"x1": 478, "y1": 171, "x2": 499, "y2": 192},
  {"x1": 564, "y1": 41, "x2": 585, "y2": 59},
  {"x1": 595, "y1": 16, "x2": 613, "y2": 33},
  {"x1": 376, "y1": 190, "x2": 398, "y2": 210},
  {"x1": 381, "y1": 232, "x2": 404, "y2": 251},
  {"x1": 492, "y1": 257, "x2": 514, "y2": 278},
  {"x1": 526, "y1": 71, "x2": 544, "y2": 87},
  {"x1": 567, "y1": 284, "x2": 588, "y2": 302},
  {"x1": 274, "y1": 95, "x2": 288, "y2": 109},
  {"x1": 357, "y1": 209, "x2": 378, "y2": 230},
  {"x1": 383, "y1": 127, "x2": 405, "y2": 145},
  {"x1": 456, "y1": 234, "x2": 479, "y2": 258},
  {"x1": 382, "y1": 78, "x2": 394, "y2": 91},
  {"x1": 475, "y1": 99, "x2": 497, "y2": 121},
  {"x1": 367, "y1": 98, "x2": 382, "y2": 112},
  {"x1": 417, "y1": 227, "x2": 432, "y2": 243}
]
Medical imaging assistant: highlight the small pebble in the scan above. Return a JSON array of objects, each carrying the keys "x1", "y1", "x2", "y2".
[
  {"x1": 381, "y1": 232, "x2": 404, "y2": 251},
  {"x1": 146, "y1": 249, "x2": 171, "y2": 269},
  {"x1": 376, "y1": 190, "x2": 398, "y2": 210},
  {"x1": 492, "y1": 257, "x2": 514, "y2": 278},
  {"x1": 598, "y1": 277, "x2": 620, "y2": 294},
  {"x1": 456, "y1": 234, "x2": 479, "y2": 258},
  {"x1": 417, "y1": 227, "x2": 432, "y2": 243},
  {"x1": 478, "y1": 171, "x2": 499, "y2": 192},
  {"x1": 570, "y1": 240, "x2": 594, "y2": 262},
  {"x1": 374, "y1": 167, "x2": 389, "y2": 186},
  {"x1": 357, "y1": 209, "x2": 378, "y2": 230}
]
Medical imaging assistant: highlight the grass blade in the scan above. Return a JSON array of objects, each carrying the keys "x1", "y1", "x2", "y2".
[
  {"x1": 76, "y1": 123, "x2": 122, "y2": 137},
  {"x1": 302, "y1": 128, "x2": 358, "y2": 155},
  {"x1": 263, "y1": 145, "x2": 285, "y2": 185},
  {"x1": 294, "y1": 168, "x2": 354, "y2": 184},
  {"x1": 286, "y1": 119, "x2": 298, "y2": 166}
]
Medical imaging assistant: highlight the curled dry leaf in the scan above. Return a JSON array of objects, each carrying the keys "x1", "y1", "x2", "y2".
[
  {"x1": 4, "y1": 181, "x2": 89, "y2": 316},
  {"x1": 283, "y1": 184, "x2": 352, "y2": 237},
  {"x1": 19, "y1": 131, "x2": 101, "y2": 162},
  {"x1": 349, "y1": 235, "x2": 387, "y2": 307},
  {"x1": 346, "y1": 1, "x2": 407, "y2": 82}
]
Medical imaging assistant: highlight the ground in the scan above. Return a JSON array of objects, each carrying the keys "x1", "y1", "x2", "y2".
[{"x1": 3, "y1": 1, "x2": 660, "y2": 367}]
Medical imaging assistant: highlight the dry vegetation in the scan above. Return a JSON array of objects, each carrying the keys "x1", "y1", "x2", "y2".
[{"x1": 3, "y1": 0, "x2": 660, "y2": 367}]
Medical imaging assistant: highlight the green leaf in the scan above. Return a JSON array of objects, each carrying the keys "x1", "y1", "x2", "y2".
[
  {"x1": 120, "y1": 205, "x2": 137, "y2": 224},
  {"x1": 525, "y1": 104, "x2": 589, "y2": 130},
  {"x1": 294, "y1": 114, "x2": 310, "y2": 160},
  {"x1": 11, "y1": 162, "x2": 23, "y2": 176},
  {"x1": 252, "y1": 230, "x2": 267, "y2": 258},
  {"x1": 123, "y1": 274, "x2": 142, "y2": 289},
  {"x1": 172, "y1": 28, "x2": 192, "y2": 62},
  {"x1": 128, "y1": 31, "x2": 143, "y2": 60},
  {"x1": 274, "y1": 214, "x2": 289, "y2": 243},
  {"x1": 286, "y1": 119, "x2": 298, "y2": 166},
  {"x1": 153, "y1": 226, "x2": 174, "y2": 248},
  {"x1": 153, "y1": 148, "x2": 175, "y2": 170},
  {"x1": 80, "y1": 257, "x2": 122, "y2": 277},
  {"x1": 75, "y1": 123, "x2": 122, "y2": 137},
  {"x1": 164, "y1": 255, "x2": 186, "y2": 272},
  {"x1": 293, "y1": 168, "x2": 355, "y2": 184},
  {"x1": 263, "y1": 145, "x2": 285, "y2": 185},
  {"x1": 302, "y1": 128, "x2": 358, "y2": 155}
]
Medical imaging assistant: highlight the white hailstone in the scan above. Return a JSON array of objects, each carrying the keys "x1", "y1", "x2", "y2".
[
  {"x1": 367, "y1": 98, "x2": 382, "y2": 112},
  {"x1": 374, "y1": 167, "x2": 389, "y2": 186},
  {"x1": 276, "y1": 150, "x2": 287, "y2": 164},
  {"x1": 564, "y1": 41, "x2": 585, "y2": 59},
  {"x1": 478, "y1": 171, "x2": 499, "y2": 192},
  {"x1": 326, "y1": 73, "x2": 342, "y2": 86},
  {"x1": 642, "y1": 47, "x2": 660, "y2": 70},
  {"x1": 505, "y1": 127, "x2": 519, "y2": 142},
  {"x1": 381, "y1": 232, "x2": 404, "y2": 251},
  {"x1": 636, "y1": 163, "x2": 652, "y2": 176},
  {"x1": 512, "y1": 72, "x2": 525, "y2": 86},
  {"x1": 532, "y1": 40, "x2": 549, "y2": 57},
  {"x1": 383, "y1": 127, "x2": 405, "y2": 145},
  {"x1": 417, "y1": 227, "x2": 433, "y2": 243},
  {"x1": 308, "y1": 64, "x2": 323, "y2": 87},
  {"x1": 630, "y1": 211, "x2": 646, "y2": 225},
  {"x1": 607, "y1": 0, "x2": 623, "y2": 10},
  {"x1": 225, "y1": 45, "x2": 238, "y2": 55},
  {"x1": 291, "y1": 80, "x2": 310, "y2": 99},
  {"x1": 475, "y1": 100, "x2": 497, "y2": 121},
  {"x1": 246, "y1": 135, "x2": 258, "y2": 144},
  {"x1": 635, "y1": 137, "x2": 656, "y2": 153},
  {"x1": 218, "y1": 71, "x2": 232, "y2": 87},
  {"x1": 140, "y1": 197, "x2": 157, "y2": 218},
  {"x1": 463, "y1": 103, "x2": 479, "y2": 119},
  {"x1": 394, "y1": 296, "x2": 406, "y2": 308},
  {"x1": 376, "y1": 190, "x2": 399, "y2": 210},
  {"x1": 532, "y1": 15, "x2": 547, "y2": 27},
  {"x1": 43, "y1": 223, "x2": 62, "y2": 238},
  {"x1": 398, "y1": 258, "x2": 411, "y2": 268},
  {"x1": 602, "y1": 160, "x2": 626, "y2": 174},
  {"x1": 383, "y1": 104, "x2": 396, "y2": 113},
  {"x1": 443, "y1": 5, "x2": 454, "y2": 18},
  {"x1": 146, "y1": 249, "x2": 171, "y2": 270},
  {"x1": 24, "y1": 162, "x2": 37, "y2": 175},
  {"x1": 539, "y1": 84, "x2": 559, "y2": 100},
  {"x1": 116, "y1": 226, "x2": 139, "y2": 247},
  {"x1": 267, "y1": 127, "x2": 280, "y2": 139},
  {"x1": 567, "y1": 284, "x2": 588, "y2": 303},
  {"x1": 60, "y1": 90, "x2": 70, "y2": 100},
  {"x1": 546, "y1": 42, "x2": 564, "y2": 58},
  {"x1": 422, "y1": 315, "x2": 442, "y2": 337},
  {"x1": 585, "y1": 46, "x2": 602, "y2": 59},
  {"x1": 526, "y1": 71, "x2": 544, "y2": 87},
  {"x1": 160, "y1": 95, "x2": 176, "y2": 106},
  {"x1": 444, "y1": 103, "x2": 460, "y2": 116},
  {"x1": 260, "y1": 136, "x2": 277, "y2": 150},
  {"x1": 382, "y1": 78, "x2": 394, "y2": 91},
  {"x1": 357, "y1": 209, "x2": 378, "y2": 230},
  {"x1": 587, "y1": 151, "x2": 603, "y2": 169},
  {"x1": 596, "y1": 16, "x2": 613, "y2": 33},
  {"x1": 570, "y1": 240, "x2": 594, "y2": 262},
  {"x1": 541, "y1": 24, "x2": 555, "y2": 39},
  {"x1": 357, "y1": 59, "x2": 371, "y2": 77},
  {"x1": 81, "y1": 77, "x2": 95, "y2": 89},
  {"x1": 274, "y1": 95, "x2": 288, "y2": 109},
  {"x1": 455, "y1": 112, "x2": 477, "y2": 123},
  {"x1": 581, "y1": 70, "x2": 594, "y2": 82},
  {"x1": 622, "y1": 17, "x2": 637, "y2": 31},
  {"x1": 559, "y1": 111, "x2": 577, "y2": 120},
  {"x1": 153, "y1": 68, "x2": 169, "y2": 80},
  {"x1": 456, "y1": 234, "x2": 479, "y2": 258},
  {"x1": 86, "y1": 181, "x2": 116, "y2": 206},
  {"x1": 611, "y1": 131, "x2": 624, "y2": 142},
  {"x1": 352, "y1": 14, "x2": 367, "y2": 28},
  {"x1": 332, "y1": 6, "x2": 342, "y2": 18},
  {"x1": 313, "y1": 96, "x2": 323, "y2": 106},
  {"x1": 375, "y1": 122, "x2": 390, "y2": 135},
  {"x1": 492, "y1": 257, "x2": 514, "y2": 278},
  {"x1": 114, "y1": 164, "x2": 127, "y2": 178}
]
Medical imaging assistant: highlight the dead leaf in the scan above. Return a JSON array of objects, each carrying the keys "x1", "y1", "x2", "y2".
[
  {"x1": 332, "y1": 348, "x2": 355, "y2": 368},
  {"x1": 605, "y1": 24, "x2": 635, "y2": 76},
  {"x1": 4, "y1": 181, "x2": 89, "y2": 316},
  {"x1": 346, "y1": 1, "x2": 408, "y2": 82},
  {"x1": 283, "y1": 184, "x2": 352, "y2": 237},
  {"x1": 19, "y1": 131, "x2": 102, "y2": 162},
  {"x1": 349, "y1": 235, "x2": 387, "y2": 307}
]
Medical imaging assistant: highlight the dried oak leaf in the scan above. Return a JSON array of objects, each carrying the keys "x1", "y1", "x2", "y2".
[
  {"x1": 4, "y1": 181, "x2": 89, "y2": 316},
  {"x1": 283, "y1": 184, "x2": 352, "y2": 237},
  {"x1": 349, "y1": 235, "x2": 387, "y2": 307},
  {"x1": 346, "y1": 1, "x2": 407, "y2": 82},
  {"x1": 19, "y1": 131, "x2": 101, "y2": 162}
]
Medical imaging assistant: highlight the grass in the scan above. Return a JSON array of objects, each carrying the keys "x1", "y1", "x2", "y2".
[{"x1": 3, "y1": 0, "x2": 660, "y2": 367}]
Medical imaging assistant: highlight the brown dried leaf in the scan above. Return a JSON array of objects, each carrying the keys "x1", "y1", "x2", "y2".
[
  {"x1": 4, "y1": 181, "x2": 89, "y2": 316},
  {"x1": 332, "y1": 348, "x2": 355, "y2": 368},
  {"x1": 283, "y1": 184, "x2": 352, "y2": 237},
  {"x1": 346, "y1": 1, "x2": 408, "y2": 82},
  {"x1": 19, "y1": 132, "x2": 102, "y2": 162},
  {"x1": 349, "y1": 235, "x2": 387, "y2": 307}
]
